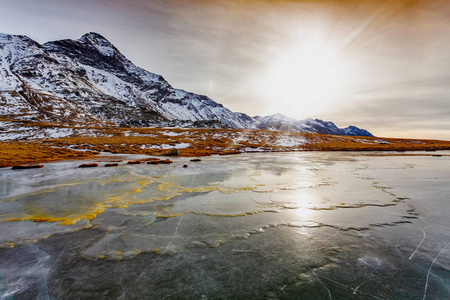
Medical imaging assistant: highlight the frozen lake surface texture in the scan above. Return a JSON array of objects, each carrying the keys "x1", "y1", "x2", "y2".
[{"x1": 0, "y1": 152, "x2": 449, "y2": 299}]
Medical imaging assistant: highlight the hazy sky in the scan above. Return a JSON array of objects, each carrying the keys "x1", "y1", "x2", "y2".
[{"x1": 1, "y1": 0, "x2": 450, "y2": 139}]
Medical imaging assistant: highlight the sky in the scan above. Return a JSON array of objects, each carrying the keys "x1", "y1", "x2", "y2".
[{"x1": 1, "y1": 0, "x2": 450, "y2": 139}]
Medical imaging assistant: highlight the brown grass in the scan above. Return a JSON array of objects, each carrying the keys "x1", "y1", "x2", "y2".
[
  {"x1": 1, "y1": 123, "x2": 450, "y2": 168},
  {"x1": 0, "y1": 142, "x2": 97, "y2": 168},
  {"x1": 45, "y1": 128, "x2": 450, "y2": 153}
]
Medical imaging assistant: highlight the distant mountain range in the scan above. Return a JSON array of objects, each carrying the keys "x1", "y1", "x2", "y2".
[{"x1": 0, "y1": 32, "x2": 372, "y2": 137}]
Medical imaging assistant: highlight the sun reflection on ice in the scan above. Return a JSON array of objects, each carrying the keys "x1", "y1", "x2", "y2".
[
  {"x1": 278, "y1": 189, "x2": 318, "y2": 222},
  {"x1": 293, "y1": 206, "x2": 313, "y2": 221}
]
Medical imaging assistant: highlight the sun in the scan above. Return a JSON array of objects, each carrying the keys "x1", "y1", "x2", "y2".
[{"x1": 260, "y1": 41, "x2": 347, "y2": 117}]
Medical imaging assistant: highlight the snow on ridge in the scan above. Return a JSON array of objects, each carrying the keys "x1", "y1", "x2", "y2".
[
  {"x1": 96, "y1": 45, "x2": 115, "y2": 57},
  {"x1": 0, "y1": 121, "x2": 105, "y2": 141},
  {"x1": 0, "y1": 33, "x2": 33, "y2": 45},
  {"x1": 81, "y1": 64, "x2": 142, "y2": 103},
  {"x1": 0, "y1": 121, "x2": 73, "y2": 140},
  {"x1": 0, "y1": 33, "x2": 11, "y2": 43},
  {"x1": 174, "y1": 89, "x2": 188, "y2": 99}
]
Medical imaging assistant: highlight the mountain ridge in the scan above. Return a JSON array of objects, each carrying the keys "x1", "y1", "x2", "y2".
[{"x1": 0, "y1": 32, "x2": 373, "y2": 137}]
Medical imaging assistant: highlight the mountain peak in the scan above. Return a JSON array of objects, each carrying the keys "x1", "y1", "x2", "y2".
[
  {"x1": 78, "y1": 32, "x2": 111, "y2": 45},
  {"x1": 78, "y1": 32, "x2": 110, "y2": 45},
  {"x1": 76, "y1": 32, "x2": 116, "y2": 56},
  {"x1": 0, "y1": 33, "x2": 40, "y2": 47},
  {"x1": 270, "y1": 113, "x2": 292, "y2": 120}
]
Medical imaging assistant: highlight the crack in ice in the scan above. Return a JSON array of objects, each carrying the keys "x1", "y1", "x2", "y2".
[
  {"x1": 409, "y1": 230, "x2": 426, "y2": 260},
  {"x1": 118, "y1": 215, "x2": 184, "y2": 300},
  {"x1": 278, "y1": 226, "x2": 333, "y2": 300},
  {"x1": 353, "y1": 259, "x2": 383, "y2": 295},
  {"x1": 317, "y1": 274, "x2": 383, "y2": 300},
  {"x1": 423, "y1": 241, "x2": 449, "y2": 300}
]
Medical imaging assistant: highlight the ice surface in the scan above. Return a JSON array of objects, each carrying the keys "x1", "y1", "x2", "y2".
[
  {"x1": 145, "y1": 142, "x2": 191, "y2": 149},
  {"x1": 0, "y1": 152, "x2": 449, "y2": 299}
]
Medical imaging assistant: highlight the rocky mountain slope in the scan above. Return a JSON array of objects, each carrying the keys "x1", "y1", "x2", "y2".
[{"x1": 0, "y1": 32, "x2": 372, "y2": 136}]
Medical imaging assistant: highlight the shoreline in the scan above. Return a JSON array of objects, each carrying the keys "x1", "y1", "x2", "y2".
[
  {"x1": 2, "y1": 125, "x2": 450, "y2": 168},
  {"x1": 2, "y1": 138, "x2": 450, "y2": 169}
]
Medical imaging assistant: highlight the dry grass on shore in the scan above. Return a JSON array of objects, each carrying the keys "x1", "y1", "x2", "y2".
[
  {"x1": 1, "y1": 125, "x2": 450, "y2": 168},
  {"x1": 0, "y1": 142, "x2": 97, "y2": 168}
]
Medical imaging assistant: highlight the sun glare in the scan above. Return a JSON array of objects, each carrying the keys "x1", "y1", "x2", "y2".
[{"x1": 261, "y1": 40, "x2": 348, "y2": 117}]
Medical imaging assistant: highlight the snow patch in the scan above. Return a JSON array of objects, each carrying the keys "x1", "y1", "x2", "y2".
[
  {"x1": 146, "y1": 143, "x2": 191, "y2": 150},
  {"x1": 275, "y1": 136, "x2": 307, "y2": 147}
]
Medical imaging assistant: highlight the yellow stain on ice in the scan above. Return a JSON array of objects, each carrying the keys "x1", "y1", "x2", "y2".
[
  {"x1": 216, "y1": 186, "x2": 256, "y2": 194},
  {"x1": 157, "y1": 182, "x2": 214, "y2": 194},
  {"x1": 156, "y1": 213, "x2": 184, "y2": 218},
  {"x1": 1, "y1": 174, "x2": 273, "y2": 225},
  {"x1": 96, "y1": 178, "x2": 133, "y2": 185},
  {"x1": 4, "y1": 201, "x2": 110, "y2": 225}
]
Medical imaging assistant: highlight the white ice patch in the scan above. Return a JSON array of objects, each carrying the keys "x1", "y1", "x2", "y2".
[
  {"x1": 146, "y1": 143, "x2": 191, "y2": 150},
  {"x1": 243, "y1": 147, "x2": 266, "y2": 152},
  {"x1": 374, "y1": 139, "x2": 390, "y2": 144},
  {"x1": 163, "y1": 131, "x2": 186, "y2": 137},
  {"x1": 354, "y1": 139, "x2": 375, "y2": 144}
]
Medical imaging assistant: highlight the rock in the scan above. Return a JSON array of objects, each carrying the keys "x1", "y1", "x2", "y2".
[
  {"x1": 183, "y1": 164, "x2": 188, "y2": 168},
  {"x1": 190, "y1": 159, "x2": 202, "y2": 162},
  {"x1": 147, "y1": 161, "x2": 160, "y2": 165},
  {"x1": 78, "y1": 163, "x2": 98, "y2": 168},
  {"x1": 127, "y1": 160, "x2": 141, "y2": 164},
  {"x1": 141, "y1": 157, "x2": 160, "y2": 162},
  {"x1": 160, "y1": 159, "x2": 173, "y2": 164},
  {"x1": 163, "y1": 149, "x2": 180, "y2": 156},
  {"x1": 105, "y1": 163, "x2": 119, "y2": 167},
  {"x1": 11, "y1": 164, "x2": 44, "y2": 170}
]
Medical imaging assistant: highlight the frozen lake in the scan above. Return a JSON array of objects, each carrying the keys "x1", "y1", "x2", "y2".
[{"x1": 0, "y1": 152, "x2": 449, "y2": 299}]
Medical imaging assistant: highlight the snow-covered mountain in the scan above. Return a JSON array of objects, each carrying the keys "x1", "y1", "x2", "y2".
[
  {"x1": 0, "y1": 32, "x2": 372, "y2": 136},
  {"x1": 253, "y1": 114, "x2": 373, "y2": 136}
]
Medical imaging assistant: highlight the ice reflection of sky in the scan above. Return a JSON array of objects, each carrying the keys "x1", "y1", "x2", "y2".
[{"x1": 0, "y1": 152, "x2": 400, "y2": 249}]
